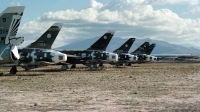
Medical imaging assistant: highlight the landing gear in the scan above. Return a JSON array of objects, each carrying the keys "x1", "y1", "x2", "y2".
[
  {"x1": 125, "y1": 63, "x2": 131, "y2": 66},
  {"x1": 99, "y1": 63, "x2": 104, "y2": 67},
  {"x1": 61, "y1": 65, "x2": 69, "y2": 71},
  {"x1": 10, "y1": 66, "x2": 17, "y2": 74},
  {"x1": 92, "y1": 64, "x2": 98, "y2": 68},
  {"x1": 71, "y1": 64, "x2": 76, "y2": 69}
]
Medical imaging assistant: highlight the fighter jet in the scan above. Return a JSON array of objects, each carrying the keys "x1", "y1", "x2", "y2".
[
  {"x1": 1, "y1": 23, "x2": 67, "y2": 74},
  {"x1": 113, "y1": 38, "x2": 138, "y2": 66},
  {"x1": 60, "y1": 30, "x2": 118, "y2": 70},
  {"x1": 130, "y1": 42, "x2": 157, "y2": 63},
  {"x1": 0, "y1": 6, "x2": 25, "y2": 64}
]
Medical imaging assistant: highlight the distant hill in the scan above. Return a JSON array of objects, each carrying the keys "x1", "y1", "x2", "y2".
[{"x1": 56, "y1": 37, "x2": 200, "y2": 55}]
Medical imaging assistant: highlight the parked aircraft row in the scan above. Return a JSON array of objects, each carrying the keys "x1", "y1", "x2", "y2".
[{"x1": 0, "y1": 6, "x2": 157, "y2": 74}]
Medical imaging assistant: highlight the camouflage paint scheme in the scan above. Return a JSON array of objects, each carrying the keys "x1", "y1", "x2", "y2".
[
  {"x1": 60, "y1": 30, "x2": 118, "y2": 68},
  {"x1": 61, "y1": 50, "x2": 117, "y2": 67},
  {"x1": 130, "y1": 42, "x2": 157, "y2": 63},
  {"x1": 113, "y1": 38, "x2": 138, "y2": 65},
  {"x1": 18, "y1": 23, "x2": 67, "y2": 70},
  {"x1": 19, "y1": 48, "x2": 67, "y2": 70},
  {"x1": 1, "y1": 23, "x2": 67, "y2": 74}
]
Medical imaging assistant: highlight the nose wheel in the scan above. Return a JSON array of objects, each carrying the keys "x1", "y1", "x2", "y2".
[{"x1": 10, "y1": 66, "x2": 17, "y2": 74}]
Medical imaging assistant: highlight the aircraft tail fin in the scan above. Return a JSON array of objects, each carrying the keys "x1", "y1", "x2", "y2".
[
  {"x1": 113, "y1": 38, "x2": 135, "y2": 53},
  {"x1": 27, "y1": 23, "x2": 63, "y2": 49},
  {"x1": 87, "y1": 30, "x2": 115, "y2": 51},
  {"x1": 146, "y1": 43, "x2": 156, "y2": 55},
  {"x1": 0, "y1": 6, "x2": 25, "y2": 45},
  {"x1": 130, "y1": 42, "x2": 150, "y2": 54}
]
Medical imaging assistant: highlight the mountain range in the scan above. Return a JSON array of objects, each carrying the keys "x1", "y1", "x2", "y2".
[{"x1": 56, "y1": 37, "x2": 200, "y2": 55}]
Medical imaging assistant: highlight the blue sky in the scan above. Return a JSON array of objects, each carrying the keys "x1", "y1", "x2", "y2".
[
  {"x1": 1, "y1": 0, "x2": 108, "y2": 24},
  {"x1": 1, "y1": 0, "x2": 200, "y2": 48}
]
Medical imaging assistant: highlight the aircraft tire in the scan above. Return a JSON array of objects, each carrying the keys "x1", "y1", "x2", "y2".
[{"x1": 10, "y1": 66, "x2": 17, "y2": 74}]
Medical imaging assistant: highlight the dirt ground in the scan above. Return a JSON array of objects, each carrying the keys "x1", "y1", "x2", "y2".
[{"x1": 0, "y1": 63, "x2": 200, "y2": 112}]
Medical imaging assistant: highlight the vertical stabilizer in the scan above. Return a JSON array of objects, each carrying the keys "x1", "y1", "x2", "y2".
[
  {"x1": 87, "y1": 30, "x2": 115, "y2": 51},
  {"x1": 146, "y1": 43, "x2": 156, "y2": 55},
  {"x1": 27, "y1": 23, "x2": 63, "y2": 49},
  {"x1": 130, "y1": 42, "x2": 150, "y2": 54},
  {"x1": 113, "y1": 38, "x2": 135, "y2": 53},
  {"x1": 0, "y1": 6, "x2": 25, "y2": 45}
]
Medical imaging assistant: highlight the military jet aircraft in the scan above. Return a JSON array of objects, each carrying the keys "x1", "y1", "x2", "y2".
[
  {"x1": 60, "y1": 30, "x2": 118, "y2": 70},
  {"x1": 1, "y1": 23, "x2": 67, "y2": 74},
  {"x1": 0, "y1": 6, "x2": 25, "y2": 64},
  {"x1": 113, "y1": 38, "x2": 138, "y2": 66},
  {"x1": 130, "y1": 42, "x2": 157, "y2": 63}
]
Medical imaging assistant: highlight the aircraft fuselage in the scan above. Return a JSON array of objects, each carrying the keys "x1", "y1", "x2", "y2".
[
  {"x1": 61, "y1": 50, "x2": 118, "y2": 66},
  {"x1": 19, "y1": 48, "x2": 67, "y2": 69}
]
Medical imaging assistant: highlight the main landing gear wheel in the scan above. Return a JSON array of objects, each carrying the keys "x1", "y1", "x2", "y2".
[
  {"x1": 10, "y1": 66, "x2": 17, "y2": 74},
  {"x1": 71, "y1": 64, "x2": 76, "y2": 69}
]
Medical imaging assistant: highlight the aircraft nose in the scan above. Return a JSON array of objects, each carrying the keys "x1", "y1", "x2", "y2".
[
  {"x1": 115, "y1": 53, "x2": 118, "y2": 61},
  {"x1": 57, "y1": 52, "x2": 67, "y2": 62},
  {"x1": 63, "y1": 53, "x2": 67, "y2": 61},
  {"x1": 108, "y1": 53, "x2": 118, "y2": 62},
  {"x1": 129, "y1": 55, "x2": 135, "y2": 61},
  {"x1": 51, "y1": 51, "x2": 67, "y2": 63}
]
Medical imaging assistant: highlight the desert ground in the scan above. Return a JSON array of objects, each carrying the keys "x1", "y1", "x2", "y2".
[{"x1": 0, "y1": 63, "x2": 200, "y2": 112}]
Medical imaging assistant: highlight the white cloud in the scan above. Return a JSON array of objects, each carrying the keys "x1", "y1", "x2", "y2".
[
  {"x1": 186, "y1": 6, "x2": 200, "y2": 14},
  {"x1": 10, "y1": 1, "x2": 21, "y2": 6},
  {"x1": 18, "y1": 0, "x2": 200, "y2": 48},
  {"x1": 144, "y1": 0, "x2": 199, "y2": 5}
]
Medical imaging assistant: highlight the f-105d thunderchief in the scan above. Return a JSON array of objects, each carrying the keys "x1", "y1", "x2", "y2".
[
  {"x1": 0, "y1": 6, "x2": 25, "y2": 64},
  {"x1": 113, "y1": 38, "x2": 138, "y2": 66},
  {"x1": 3, "y1": 23, "x2": 67, "y2": 74},
  {"x1": 60, "y1": 30, "x2": 118, "y2": 70}
]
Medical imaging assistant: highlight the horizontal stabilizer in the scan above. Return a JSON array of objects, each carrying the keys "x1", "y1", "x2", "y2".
[{"x1": 9, "y1": 36, "x2": 24, "y2": 46}]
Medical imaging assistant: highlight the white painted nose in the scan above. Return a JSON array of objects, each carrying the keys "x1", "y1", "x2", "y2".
[
  {"x1": 108, "y1": 53, "x2": 118, "y2": 62},
  {"x1": 52, "y1": 51, "x2": 67, "y2": 63},
  {"x1": 129, "y1": 55, "x2": 135, "y2": 61}
]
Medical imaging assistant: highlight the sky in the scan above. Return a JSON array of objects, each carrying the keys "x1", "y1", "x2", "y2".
[{"x1": 2, "y1": 0, "x2": 200, "y2": 48}]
